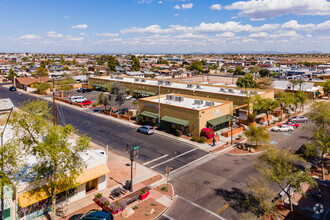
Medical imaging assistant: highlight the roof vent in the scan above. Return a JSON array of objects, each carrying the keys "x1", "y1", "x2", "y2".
[
  {"x1": 134, "y1": 78, "x2": 140, "y2": 82},
  {"x1": 165, "y1": 81, "x2": 172, "y2": 86},
  {"x1": 166, "y1": 94, "x2": 174, "y2": 100},
  {"x1": 158, "y1": 80, "x2": 164, "y2": 85},
  {"x1": 194, "y1": 99, "x2": 203, "y2": 105},
  {"x1": 187, "y1": 84, "x2": 193, "y2": 88},
  {"x1": 175, "y1": 96, "x2": 184, "y2": 102},
  {"x1": 141, "y1": 79, "x2": 146, "y2": 82},
  {"x1": 205, "y1": 101, "x2": 214, "y2": 107},
  {"x1": 196, "y1": 85, "x2": 203, "y2": 89},
  {"x1": 228, "y1": 88, "x2": 235, "y2": 93}
]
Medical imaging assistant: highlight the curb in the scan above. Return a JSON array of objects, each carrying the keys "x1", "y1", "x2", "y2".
[
  {"x1": 225, "y1": 150, "x2": 265, "y2": 156},
  {"x1": 153, "y1": 183, "x2": 175, "y2": 220}
]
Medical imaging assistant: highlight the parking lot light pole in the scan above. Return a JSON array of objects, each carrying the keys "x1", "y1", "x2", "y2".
[
  {"x1": 158, "y1": 84, "x2": 161, "y2": 127},
  {"x1": 126, "y1": 144, "x2": 139, "y2": 192},
  {"x1": 0, "y1": 99, "x2": 14, "y2": 220},
  {"x1": 226, "y1": 114, "x2": 236, "y2": 145}
]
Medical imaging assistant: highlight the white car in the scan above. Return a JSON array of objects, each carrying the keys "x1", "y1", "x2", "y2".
[
  {"x1": 126, "y1": 95, "x2": 132, "y2": 100},
  {"x1": 94, "y1": 149, "x2": 107, "y2": 156},
  {"x1": 137, "y1": 125, "x2": 154, "y2": 135},
  {"x1": 271, "y1": 125, "x2": 294, "y2": 132},
  {"x1": 69, "y1": 96, "x2": 86, "y2": 103}
]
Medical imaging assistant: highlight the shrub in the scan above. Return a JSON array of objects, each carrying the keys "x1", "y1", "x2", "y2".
[
  {"x1": 133, "y1": 206, "x2": 138, "y2": 210},
  {"x1": 191, "y1": 136, "x2": 199, "y2": 142},
  {"x1": 141, "y1": 188, "x2": 146, "y2": 195},
  {"x1": 199, "y1": 136, "x2": 207, "y2": 143},
  {"x1": 201, "y1": 128, "x2": 215, "y2": 139},
  {"x1": 104, "y1": 200, "x2": 110, "y2": 206},
  {"x1": 96, "y1": 193, "x2": 102, "y2": 198},
  {"x1": 161, "y1": 185, "x2": 168, "y2": 192}
]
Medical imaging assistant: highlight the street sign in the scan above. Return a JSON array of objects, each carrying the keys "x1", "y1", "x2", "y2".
[{"x1": 165, "y1": 166, "x2": 173, "y2": 175}]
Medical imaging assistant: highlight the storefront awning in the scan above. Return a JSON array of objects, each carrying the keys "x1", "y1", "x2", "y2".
[
  {"x1": 140, "y1": 111, "x2": 159, "y2": 119},
  {"x1": 18, "y1": 164, "x2": 110, "y2": 208},
  {"x1": 207, "y1": 114, "x2": 230, "y2": 127},
  {"x1": 92, "y1": 84, "x2": 105, "y2": 88},
  {"x1": 161, "y1": 116, "x2": 189, "y2": 127},
  {"x1": 133, "y1": 90, "x2": 156, "y2": 96}
]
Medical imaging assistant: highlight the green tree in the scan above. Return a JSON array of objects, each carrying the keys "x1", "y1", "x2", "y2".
[
  {"x1": 227, "y1": 68, "x2": 234, "y2": 73},
  {"x1": 235, "y1": 66, "x2": 243, "y2": 75},
  {"x1": 96, "y1": 55, "x2": 119, "y2": 72},
  {"x1": 295, "y1": 90, "x2": 308, "y2": 111},
  {"x1": 61, "y1": 66, "x2": 70, "y2": 71},
  {"x1": 250, "y1": 66, "x2": 261, "y2": 74},
  {"x1": 131, "y1": 56, "x2": 141, "y2": 71},
  {"x1": 33, "y1": 67, "x2": 49, "y2": 77},
  {"x1": 255, "y1": 97, "x2": 278, "y2": 125},
  {"x1": 255, "y1": 147, "x2": 317, "y2": 215},
  {"x1": 97, "y1": 92, "x2": 105, "y2": 106},
  {"x1": 244, "y1": 124, "x2": 269, "y2": 147},
  {"x1": 11, "y1": 100, "x2": 90, "y2": 219},
  {"x1": 259, "y1": 69, "x2": 270, "y2": 77},
  {"x1": 189, "y1": 61, "x2": 203, "y2": 74},
  {"x1": 34, "y1": 82, "x2": 51, "y2": 94},
  {"x1": 157, "y1": 57, "x2": 169, "y2": 65},
  {"x1": 236, "y1": 73, "x2": 256, "y2": 88},
  {"x1": 56, "y1": 75, "x2": 75, "y2": 93},
  {"x1": 22, "y1": 57, "x2": 29, "y2": 62},
  {"x1": 289, "y1": 79, "x2": 300, "y2": 91},
  {"x1": 322, "y1": 80, "x2": 330, "y2": 98},
  {"x1": 7, "y1": 68, "x2": 17, "y2": 80},
  {"x1": 60, "y1": 56, "x2": 65, "y2": 65}
]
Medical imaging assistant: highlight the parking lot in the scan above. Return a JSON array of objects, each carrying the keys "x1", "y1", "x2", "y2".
[{"x1": 62, "y1": 89, "x2": 137, "y2": 110}]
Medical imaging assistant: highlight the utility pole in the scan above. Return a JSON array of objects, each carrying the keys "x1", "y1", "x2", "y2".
[
  {"x1": 126, "y1": 144, "x2": 139, "y2": 192},
  {"x1": 52, "y1": 77, "x2": 56, "y2": 126},
  {"x1": 158, "y1": 84, "x2": 161, "y2": 127}
]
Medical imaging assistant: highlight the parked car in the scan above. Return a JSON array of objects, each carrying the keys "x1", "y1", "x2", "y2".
[
  {"x1": 77, "y1": 87, "x2": 92, "y2": 93},
  {"x1": 94, "y1": 149, "x2": 107, "y2": 156},
  {"x1": 278, "y1": 121, "x2": 299, "y2": 129},
  {"x1": 81, "y1": 100, "x2": 92, "y2": 106},
  {"x1": 271, "y1": 125, "x2": 294, "y2": 132},
  {"x1": 137, "y1": 125, "x2": 154, "y2": 135},
  {"x1": 69, "y1": 210, "x2": 113, "y2": 220},
  {"x1": 69, "y1": 96, "x2": 86, "y2": 103},
  {"x1": 9, "y1": 86, "x2": 16, "y2": 91},
  {"x1": 126, "y1": 95, "x2": 132, "y2": 100},
  {"x1": 288, "y1": 116, "x2": 308, "y2": 123},
  {"x1": 114, "y1": 107, "x2": 128, "y2": 115}
]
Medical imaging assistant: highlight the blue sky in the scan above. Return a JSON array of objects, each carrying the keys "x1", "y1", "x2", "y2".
[{"x1": 0, "y1": 0, "x2": 329, "y2": 53}]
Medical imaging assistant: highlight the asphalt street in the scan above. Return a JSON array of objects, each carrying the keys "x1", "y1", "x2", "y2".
[
  {"x1": 166, "y1": 118, "x2": 314, "y2": 220},
  {"x1": 0, "y1": 84, "x2": 208, "y2": 175}
]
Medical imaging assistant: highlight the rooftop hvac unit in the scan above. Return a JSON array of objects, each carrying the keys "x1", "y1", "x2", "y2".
[
  {"x1": 194, "y1": 99, "x2": 203, "y2": 105},
  {"x1": 220, "y1": 88, "x2": 226, "y2": 92},
  {"x1": 135, "y1": 78, "x2": 140, "y2": 82},
  {"x1": 251, "y1": 91, "x2": 258, "y2": 95},
  {"x1": 110, "y1": 76, "x2": 114, "y2": 79},
  {"x1": 228, "y1": 88, "x2": 235, "y2": 93},
  {"x1": 175, "y1": 96, "x2": 184, "y2": 102},
  {"x1": 187, "y1": 84, "x2": 193, "y2": 88},
  {"x1": 141, "y1": 79, "x2": 146, "y2": 82},
  {"x1": 166, "y1": 94, "x2": 174, "y2": 100},
  {"x1": 196, "y1": 85, "x2": 203, "y2": 89},
  {"x1": 158, "y1": 80, "x2": 164, "y2": 85},
  {"x1": 165, "y1": 81, "x2": 172, "y2": 86},
  {"x1": 240, "y1": 90, "x2": 246, "y2": 94},
  {"x1": 205, "y1": 101, "x2": 214, "y2": 107}
]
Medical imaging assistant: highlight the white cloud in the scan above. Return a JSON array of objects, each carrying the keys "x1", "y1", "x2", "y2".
[
  {"x1": 19, "y1": 35, "x2": 40, "y2": 40},
  {"x1": 196, "y1": 21, "x2": 254, "y2": 32},
  {"x1": 175, "y1": 33, "x2": 206, "y2": 39},
  {"x1": 95, "y1": 33, "x2": 119, "y2": 37},
  {"x1": 224, "y1": 0, "x2": 330, "y2": 19},
  {"x1": 158, "y1": 1, "x2": 163, "y2": 3},
  {"x1": 64, "y1": 16, "x2": 70, "y2": 19},
  {"x1": 249, "y1": 32, "x2": 268, "y2": 38},
  {"x1": 231, "y1": 16, "x2": 238, "y2": 19},
  {"x1": 66, "y1": 37, "x2": 84, "y2": 41},
  {"x1": 174, "y1": 13, "x2": 179, "y2": 16},
  {"x1": 80, "y1": 33, "x2": 87, "y2": 36},
  {"x1": 210, "y1": 4, "x2": 222, "y2": 10},
  {"x1": 216, "y1": 32, "x2": 235, "y2": 38},
  {"x1": 269, "y1": 30, "x2": 300, "y2": 38},
  {"x1": 71, "y1": 24, "x2": 88, "y2": 29},
  {"x1": 138, "y1": 0, "x2": 152, "y2": 3},
  {"x1": 250, "y1": 18, "x2": 266, "y2": 21},
  {"x1": 46, "y1": 31, "x2": 63, "y2": 38},
  {"x1": 306, "y1": 34, "x2": 312, "y2": 37},
  {"x1": 281, "y1": 20, "x2": 330, "y2": 31},
  {"x1": 181, "y1": 3, "x2": 193, "y2": 9},
  {"x1": 174, "y1": 5, "x2": 181, "y2": 9}
]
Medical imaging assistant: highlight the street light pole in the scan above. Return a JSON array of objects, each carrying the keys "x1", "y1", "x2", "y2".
[
  {"x1": 126, "y1": 144, "x2": 139, "y2": 192},
  {"x1": 158, "y1": 84, "x2": 161, "y2": 127}
]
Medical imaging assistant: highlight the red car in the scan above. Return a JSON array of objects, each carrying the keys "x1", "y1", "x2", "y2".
[
  {"x1": 81, "y1": 100, "x2": 92, "y2": 106},
  {"x1": 278, "y1": 121, "x2": 299, "y2": 128}
]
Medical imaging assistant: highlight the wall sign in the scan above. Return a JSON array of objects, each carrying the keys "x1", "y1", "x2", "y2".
[{"x1": 145, "y1": 103, "x2": 160, "y2": 109}]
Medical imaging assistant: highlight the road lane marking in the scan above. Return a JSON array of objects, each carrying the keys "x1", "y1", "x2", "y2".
[
  {"x1": 162, "y1": 213, "x2": 175, "y2": 220},
  {"x1": 150, "y1": 148, "x2": 197, "y2": 169},
  {"x1": 216, "y1": 204, "x2": 229, "y2": 215},
  {"x1": 143, "y1": 154, "x2": 169, "y2": 165},
  {"x1": 175, "y1": 195, "x2": 226, "y2": 220}
]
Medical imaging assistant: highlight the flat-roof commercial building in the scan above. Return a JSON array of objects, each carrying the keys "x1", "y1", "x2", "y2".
[
  {"x1": 88, "y1": 76, "x2": 274, "y2": 106},
  {"x1": 138, "y1": 93, "x2": 233, "y2": 137}
]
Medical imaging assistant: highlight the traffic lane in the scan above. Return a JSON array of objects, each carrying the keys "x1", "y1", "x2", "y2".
[
  {"x1": 0, "y1": 86, "x2": 203, "y2": 174},
  {"x1": 170, "y1": 154, "x2": 258, "y2": 220},
  {"x1": 268, "y1": 121, "x2": 313, "y2": 151}
]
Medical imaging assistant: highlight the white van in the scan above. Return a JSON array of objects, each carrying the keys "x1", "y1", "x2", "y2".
[{"x1": 69, "y1": 96, "x2": 86, "y2": 103}]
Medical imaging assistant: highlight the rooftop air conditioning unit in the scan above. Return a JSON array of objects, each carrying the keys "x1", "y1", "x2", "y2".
[
  {"x1": 110, "y1": 76, "x2": 114, "y2": 79},
  {"x1": 166, "y1": 94, "x2": 174, "y2": 100},
  {"x1": 165, "y1": 81, "x2": 172, "y2": 86},
  {"x1": 194, "y1": 99, "x2": 203, "y2": 105},
  {"x1": 187, "y1": 84, "x2": 193, "y2": 88},
  {"x1": 205, "y1": 101, "x2": 214, "y2": 107},
  {"x1": 175, "y1": 96, "x2": 184, "y2": 102},
  {"x1": 135, "y1": 78, "x2": 140, "y2": 82},
  {"x1": 141, "y1": 79, "x2": 146, "y2": 82},
  {"x1": 220, "y1": 88, "x2": 225, "y2": 92},
  {"x1": 158, "y1": 80, "x2": 164, "y2": 85},
  {"x1": 196, "y1": 85, "x2": 203, "y2": 89},
  {"x1": 228, "y1": 88, "x2": 235, "y2": 93},
  {"x1": 240, "y1": 90, "x2": 246, "y2": 94},
  {"x1": 251, "y1": 91, "x2": 258, "y2": 95}
]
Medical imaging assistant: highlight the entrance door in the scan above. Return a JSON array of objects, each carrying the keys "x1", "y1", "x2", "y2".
[{"x1": 86, "y1": 178, "x2": 98, "y2": 194}]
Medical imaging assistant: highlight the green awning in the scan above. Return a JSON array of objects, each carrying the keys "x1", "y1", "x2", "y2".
[
  {"x1": 133, "y1": 90, "x2": 156, "y2": 96},
  {"x1": 133, "y1": 90, "x2": 142, "y2": 94},
  {"x1": 92, "y1": 84, "x2": 105, "y2": 88},
  {"x1": 207, "y1": 114, "x2": 230, "y2": 127},
  {"x1": 145, "y1": 91, "x2": 157, "y2": 96},
  {"x1": 161, "y1": 116, "x2": 189, "y2": 127},
  {"x1": 140, "y1": 111, "x2": 159, "y2": 119}
]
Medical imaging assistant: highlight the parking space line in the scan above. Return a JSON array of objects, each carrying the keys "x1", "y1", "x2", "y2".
[
  {"x1": 150, "y1": 148, "x2": 197, "y2": 169},
  {"x1": 216, "y1": 204, "x2": 229, "y2": 215},
  {"x1": 143, "y1": 154, "x2": 169, "y2": 165}
]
